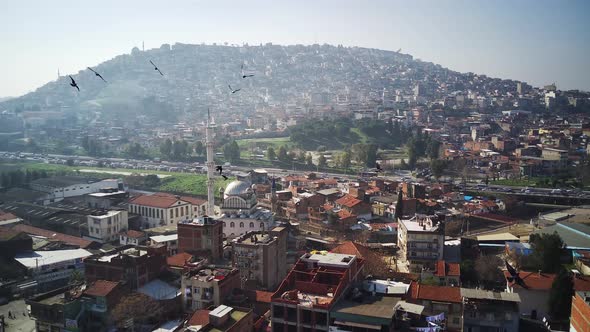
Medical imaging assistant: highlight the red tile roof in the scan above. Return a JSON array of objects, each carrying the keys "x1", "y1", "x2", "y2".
[
  {"x1": 503, "y1": 271, "x2": 554, "y2": 290},
  {"x1": 129, "y1": 192, "x2": 185, "y2": 208},
  {"x1": 180, "y1": 196, "x2": 207, "y2": 205},
  {"x1": 254, "y1": 290, "x2": 273, "y2": 303},
  {"x1": 167, "y1": 252, "x2": 193, "y2": 268},
  {"x1": 410, "y1": 283, "x2": 462, "y2": 303},
  {"x1": 337, "y1": 209, "x2": 356, "y2": 219},
  {"x1": 188, "y1": 309, "x2": 210, "y2": 327},
  {"x1": 504, "y1": 270, "x2": 590, "y2": 291},
  {"x1": 11, "y1": 224, "x2": 94, "y2": 248},
  {"x1": 130, "y1": 192, "x2": 206, "y2": 208},
  {"x1": 84, "y1": 280, "x2": 120, "y2": 297},
  {"x1": 331, "y1": 241, "x2": 384, "y2": 265},
  {"x1": 435, "y1": 260, "x2": 461, "y2": 277},
  {"x1": 336, "y1": 195, "x2": 362, "y2": 208},
  {"x1": 124, "y1": 230, "x2": 145, "y2": 239},
  {"x1": 0, "y1": 211, "x2": 18, "y2": 221}
]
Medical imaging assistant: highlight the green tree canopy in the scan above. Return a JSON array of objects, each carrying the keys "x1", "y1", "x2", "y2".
[
  {"x1": 529, "y1": 232, "x2": 564, "y2": 273},
  {"x1": 194, "y1": 141, "x2": 204, "y2": 156},
  {"x1": 267, "y1": 147, "x2": 276, "y2": 161},
  {"x1": 548, "y1": 267, "x2": 574, "y2": 320},
  {"x1": 318, "y1": 154, "x2": 327, "y2": 168}
]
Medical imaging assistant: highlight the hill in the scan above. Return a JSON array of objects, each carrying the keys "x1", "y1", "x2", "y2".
[{"x1": 0, "y1": 43, "x2": 520, "y2": 123}]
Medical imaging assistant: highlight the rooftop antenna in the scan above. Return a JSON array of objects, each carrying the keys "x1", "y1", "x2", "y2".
[
  {"x1": 142, "y1": 41, "x2": 145, "y2": 52},
  {"x1": 57, "y1": 68, "x2": 61, "y2": 79}
]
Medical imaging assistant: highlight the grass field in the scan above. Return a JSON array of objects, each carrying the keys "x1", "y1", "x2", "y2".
[
  {"x1": 236, "y1": 137, "x2": 292, "y2": 150},
  {"x1": 2, "y1": 161, "x2": 232, "y2": 196}
]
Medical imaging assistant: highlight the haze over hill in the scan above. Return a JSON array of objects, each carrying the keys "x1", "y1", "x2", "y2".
[{"x1": 0, "y1": 43, "x2": 526, "y2": 123}]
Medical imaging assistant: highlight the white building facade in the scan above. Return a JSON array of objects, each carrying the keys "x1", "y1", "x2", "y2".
[{"x1": 86, "y1": 210, "x2": 129, "y2": 243}]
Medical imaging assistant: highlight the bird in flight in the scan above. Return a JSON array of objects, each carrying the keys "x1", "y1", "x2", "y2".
[
  {"x1": 222, "y1": 175, "x2": 228, "y2": 180},
  {"x1": 241, "y1": 63, "x2": 254, "y2": 78},
  {"x1": 87, "y1": 67, "x2": 107, "y2": 83},
  {"x1": 69, "y1": 76, "x2": 79, "y2": 92},
  {"x1": 216, "y1": 165, "x2": 223, "y2": 175},
  {"x1": 228, "y1": 85, "x2": 241, "y2": 94},
  {"x1": 149, "y1": 60, "x2": 164, "y2": 76}
]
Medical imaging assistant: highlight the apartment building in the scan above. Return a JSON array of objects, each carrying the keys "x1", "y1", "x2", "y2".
[
  {"x1": 177, "y1": 216, "x2": 224, "y2": 261},
  {"x1": 397, "y1": 215, "x2": 445, "y2": 271},
  {"x1": 271, "y1": 252, "x2": 364, "y2": 332},
  {"x1": 86, "y1": 209, "x2": 128, "y2": 243},
  {"x1": 231, "y1": 227, "x2": 287, "y2": 290},
  {"x1": 181, "y1": 267, "x2": 240, "y2": 311}
]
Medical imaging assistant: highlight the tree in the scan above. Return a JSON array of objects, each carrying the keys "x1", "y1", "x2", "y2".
[
  {"x1": 223, "y1": 140, "x2": 240, "y2": 163},
  {"x1": 430, "y1": 159, "x2": 448, "y2": 180},
  {"x1": 351, "y1": 144, "x2": 368, "y2": 165},
  {"x1": 143, "y1": 174, "x2": 161, "y2": 188},
  {"x1": 460, "y1": 259, "x2": 478, "y2": 286},
  {"x1": 340, "y1": 151, "x2": 351, "y2": 170},
  {"x1": 475, "y1": 255, "x2": 503, "y2": 289},
  {"x1": 306, "y1": 153, "x2": 313, "y2": 166},
  {"x1": 529, "y1": 232, "x2": 564, "y2": 273},
  {"x1": 421, "y1": 276, "x2": 440, "y2": 286},
  {"x1": 297, "y1": 151, "x2": 306, "y2": 163},
  {"x1": 393, "y1": 190, "x2": 404, "y2": 221},
  {"x1": 267, "y1": 147, "x2": 276, "y2": 161},
  {"x1": 318, "y1": 154, "x2": 327, "y2": 168},
  {"x1": 399, "y1": 159, "x2": 408, "y2": 170},
  {"x1": 366, "y1": 144, "x2": 378, "y2": 167},
  {"x1": 160, "y1": 138, "x2": 172, "y2": 158},
  {"x1": 125, "y1": 143, "x2": 145, "y2": 159},
  {"x1": 288, "y1": 151, "x2": 297, "y2": 162},
  {"x1": 426, "y1": 138, "x2": 441, "y2": 160},
  {"x1": 278, "y1": 146, "x2": 288, "y2": 162},
  {"x1": 194, "y1": 141, "x2": 204, "y2": 156},
  {"x1": 548, "y1": 267, "x2": 574, "y2": 320},
  {"x1": 81, "y1": 135, "x2": 102, "y2": 156},
  {"x1": 110, "y1": 293, "x2": 163, "y2": 328}
]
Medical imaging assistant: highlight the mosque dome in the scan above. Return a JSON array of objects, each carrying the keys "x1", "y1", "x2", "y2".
[{"x1": 223, "y1": 180, "x2": 252, "y2": 198}]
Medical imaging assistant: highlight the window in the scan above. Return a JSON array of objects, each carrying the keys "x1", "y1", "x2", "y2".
[
  {"x1": 185, "y1": 206, "x2": 189, "y2": 215},
  {"x1": 260, "y1": 222, "x2": 264, "y2": 228},
  {"x1": 239, "y1": 222, "x2": 244, "y2": 228},
  {"x1": 223, "y1": 222, "x2": 227, "y2": 227},
  {"x1": 175, "y1": 207, "x2": 179, "y2": 218},
  {"x1": 250, "y1": 222, "x2": 254, "y2": 228},
  {"x1": 230, "y1": 222, "x2": 235, "y2": 228},
  {"x1": 170, "y1": 209, "x2": 173, "y2": 218}
]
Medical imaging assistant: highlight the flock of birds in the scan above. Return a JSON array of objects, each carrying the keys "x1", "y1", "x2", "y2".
[
  {"x1": 67, "y1": 59, "x2": 256, "y2": 182},
  {"x1": 68, "y1": 60, "x2": 255, "y2": 95}
]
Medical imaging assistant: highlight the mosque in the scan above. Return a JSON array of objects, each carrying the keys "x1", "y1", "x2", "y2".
[{"x1": 219, "y1": 170, "x2": 275, "y2": 239}]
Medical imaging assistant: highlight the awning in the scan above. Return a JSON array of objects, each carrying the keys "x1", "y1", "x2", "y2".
[{"x1": 333, "y1": 320, "x2": 382, "y2": 330}]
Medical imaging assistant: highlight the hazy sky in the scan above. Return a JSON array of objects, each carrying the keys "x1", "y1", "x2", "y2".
[{"x1": 1, "y1": 0, "x2": 589, "y2": 97}]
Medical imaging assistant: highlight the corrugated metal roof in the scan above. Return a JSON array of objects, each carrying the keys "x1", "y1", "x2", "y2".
[{"x1": 460, "y1": 288, "x2": 520, "y2": 302}]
